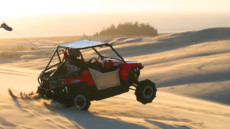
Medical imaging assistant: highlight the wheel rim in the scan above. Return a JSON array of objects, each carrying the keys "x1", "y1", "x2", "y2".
[
  {"x1": 74, "y1": 95, "x2": 86, "y2": 110},
  {"x1": 143, "y1": 86, "x2": 153, "y2": 99}
]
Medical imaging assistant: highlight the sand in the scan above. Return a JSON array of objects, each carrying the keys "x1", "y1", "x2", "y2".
[{"x1": 0, "y1": 27, "x2": 230, "y2": 129}]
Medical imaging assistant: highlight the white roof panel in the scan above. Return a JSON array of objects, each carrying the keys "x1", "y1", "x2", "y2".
[{"x1": 58, "y1": 40, "x2": 106, "y2": 49}]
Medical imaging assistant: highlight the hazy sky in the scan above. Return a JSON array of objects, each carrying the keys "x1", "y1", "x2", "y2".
[
  {"x1": 0, "y1": 0, "x2": 230, "y2": 38},
  {"x1": 1, "y1": 0, "x2": 229, "y2": 18}
]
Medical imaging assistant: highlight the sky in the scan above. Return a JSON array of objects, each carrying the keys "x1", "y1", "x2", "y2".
[
  {"x1": 0, "y1": 0, "x2": 230, "y2": 38},
  {"x1": 1, "y1": 0, "x2": 230, "y2": 18}
]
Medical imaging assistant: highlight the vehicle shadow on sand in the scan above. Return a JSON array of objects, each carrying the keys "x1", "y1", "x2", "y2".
[
  {"x1": 44, "y1": 105, "x2": 148, "y2": 129},
  {"x1": 146, "y1": 120, "x2": 191, "y2": 129}
]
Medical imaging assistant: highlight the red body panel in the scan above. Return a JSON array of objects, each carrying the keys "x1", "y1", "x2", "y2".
[
  {"x1": 64, "y1": 60, "x2": 142, "y2": 86},
  {"x1": 99, "y1": 59, "x2": 142, "y2": 80},
  {"x1": 65, "y1": 70, "x2": 95, "y2": 86},
  {"x1": 120, "y1": 61, "x2": 142, "y2": 80}
]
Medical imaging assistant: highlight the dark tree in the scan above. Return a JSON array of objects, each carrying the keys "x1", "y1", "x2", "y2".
[{"x1": 95, "y1": 22, "x2": 158, "y2": 36}]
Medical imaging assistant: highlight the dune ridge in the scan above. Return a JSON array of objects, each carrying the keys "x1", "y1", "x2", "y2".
[{"x1": 0, "y1": 27, "x2": 230, "y2": 128}]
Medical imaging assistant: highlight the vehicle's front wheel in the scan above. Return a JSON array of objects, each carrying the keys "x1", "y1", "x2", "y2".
[
  {"x1": 128, "y1": 67, "x2": 140, "y2": 86},
  {"x1": 73, "y1": 93, "x2": 91, "y2": 110},
  {"x1": 135, "y1": 79, "x2": 157, "y2": 104}
]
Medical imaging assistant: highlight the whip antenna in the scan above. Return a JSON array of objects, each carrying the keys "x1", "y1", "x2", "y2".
[
  {"x1": 1, "y1": 21, "x2": 48, "y2": 57},
  {"x1": 13, "y1": 30, "x2": 46, "y2": 57}
]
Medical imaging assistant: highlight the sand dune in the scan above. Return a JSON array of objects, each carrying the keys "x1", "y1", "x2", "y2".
[
  {"x1": 0, "y1": 68, "x2": 230, "y2": 129},
  {"x1": 0, "y1": 27, "x2": 230, "y2": 128}
]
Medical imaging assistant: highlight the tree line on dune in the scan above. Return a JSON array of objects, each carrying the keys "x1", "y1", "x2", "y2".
[{"x1": 94, "y1": 22, "x2": 158, "y2": 36}]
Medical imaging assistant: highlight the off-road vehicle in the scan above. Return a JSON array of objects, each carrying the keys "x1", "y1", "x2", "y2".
[{"x1": 37, "y1": 40, "x2": 157, "y2": 110}]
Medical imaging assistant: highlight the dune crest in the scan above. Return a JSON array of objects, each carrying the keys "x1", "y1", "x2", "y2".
[{"x1": 0, "y1": 27, "x2": 230, "y2": 128}]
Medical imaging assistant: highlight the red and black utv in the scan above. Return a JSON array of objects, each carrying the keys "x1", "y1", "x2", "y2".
[{"x1": 37, "y1": 40, "x2": 156, "y2": 110}]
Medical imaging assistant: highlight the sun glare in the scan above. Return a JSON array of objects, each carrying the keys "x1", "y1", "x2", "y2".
[
  {"x1": 0, "y1": 0, "x2": 230, "y2": 38},
  {"x1": 1, "y1": 0, "x2": 230, "y2": 20},
  {"x1": 0, "y1": 0, "x2": 156, "y2": 18}
]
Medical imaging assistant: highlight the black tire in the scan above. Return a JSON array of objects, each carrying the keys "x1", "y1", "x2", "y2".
[
  {"x1": 128, "y1": 67, "x2": 140, "y2": 85},
  {"x1": 73, "y1": 93, "x2": 91, "y2": 110},
  {"x1": 36, "y1": 86, "x2": 51, "y2": 99},
  {"x1": 135, "y1": 79, "x2": 157, "y2": 104},
  {"x1": 36, "y1": 86, "x2": 44, "y2": 98}
]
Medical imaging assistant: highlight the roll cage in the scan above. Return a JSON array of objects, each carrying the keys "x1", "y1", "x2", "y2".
[{"x1": 38, "y1": 40, "x2": 125, "y2": 85}]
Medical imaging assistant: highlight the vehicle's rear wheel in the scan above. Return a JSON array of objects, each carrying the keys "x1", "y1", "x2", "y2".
[
  {"x1": 36, "y1": 86, "x2": 52, "y2": 99},
  {"x1": 135, "y1": 79, "x2": 157, "y2": 104},
  {"x1": 73, "y1": 93, "x2": 90, "y2": 110},
  {"x1": 36, "y1": 86, "x2": 44, "y2": 98}
]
